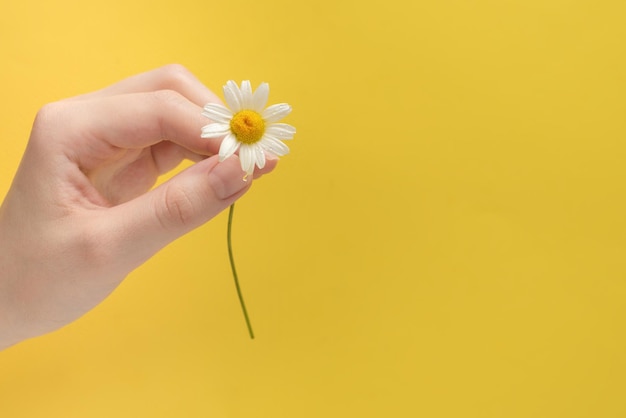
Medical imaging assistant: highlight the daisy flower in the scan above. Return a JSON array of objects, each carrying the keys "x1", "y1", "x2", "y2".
[{"x1": 201, "y1": 80, "x2": 296, "y2": 177}]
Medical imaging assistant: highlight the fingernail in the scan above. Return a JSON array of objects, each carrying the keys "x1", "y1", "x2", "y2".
[{"x1": 208, "y1": 158, "x2": 248, "y2": 200}]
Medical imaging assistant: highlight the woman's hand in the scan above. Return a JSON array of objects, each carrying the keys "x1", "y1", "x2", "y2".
[{"x1": 0, "y1": 64, "x2": 275, "y2": 349}]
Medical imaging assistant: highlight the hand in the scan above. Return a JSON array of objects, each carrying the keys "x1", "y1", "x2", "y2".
[{"x1": 0, "y1": 64, "x2": 276, "y2": 349}]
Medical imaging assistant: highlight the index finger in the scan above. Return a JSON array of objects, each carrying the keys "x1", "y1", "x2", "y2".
[
  {"x1": 44, "y1": 90, "x2": 220, "y2": 169},
  {"x1": 65, "y1": 64, "x2": 222, "y2": 108}
]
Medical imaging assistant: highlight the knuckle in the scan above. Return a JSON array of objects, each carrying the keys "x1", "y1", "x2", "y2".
[
  {"x1": 158, "y1": 63, "x2": 195, "y2": 90},
  {"x1": 30, "y1": 102, "x2": 72, "y2": 148},
  {"x1": 151, "y1": 88, "x2": 185, "y2": 105},
  {"x1": 32, "y1": 102, "x2": 65, "y2": 132},
  {"x1": 149, "y1": 89, "x2": 187, "y2": 140},
  {"x1": 160, "y1": 63, "x2": 192, "y2": 79},
  {"x1": 156, "y1": 185, "x2": 198, "y2": 229}
]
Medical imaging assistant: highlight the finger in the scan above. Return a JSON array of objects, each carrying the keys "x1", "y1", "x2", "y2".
[
  {"x1": 150, "y1": 141, "x2": 278, "y2": 178},
  {"x1": 55, "y1": 90, "x2": 223, "y2": 168},
  {"x1": 87, "y1": 140, "x2": 275, "y2": 206},
  {"x1": 151, "y1": 141, "x2": 205, "y2": 174},
  {"x1": 86, "y1": 143, "x2": 205, "y2": 205},
  {"x1": 105, "y1": 155, "x2": 253, "y2": 266},
  {"x1": 66, "y1": 64, "x2": 222, "y2": 107}
]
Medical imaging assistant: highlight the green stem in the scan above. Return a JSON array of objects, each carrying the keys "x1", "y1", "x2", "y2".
[{"x1": 227, "y1": 203, "x2": 255, "y2": 339}]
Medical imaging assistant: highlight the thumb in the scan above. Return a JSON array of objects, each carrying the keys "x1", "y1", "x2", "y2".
[{"x1": 107, "y1": 155, "x2": 251, "y2": 267}]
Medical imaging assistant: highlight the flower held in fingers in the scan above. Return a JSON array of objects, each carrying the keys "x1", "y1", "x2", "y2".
[
  {"x1": 200, "y1": 81, "x2": 296, "y2": 339},
  {"x1": 201, "y1": 80, "x2": 296, "y2": 177}
]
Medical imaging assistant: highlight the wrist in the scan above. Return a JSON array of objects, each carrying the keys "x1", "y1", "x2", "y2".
[{"x1": 0, "y1": 212, "x2": 28, "y2": 350}]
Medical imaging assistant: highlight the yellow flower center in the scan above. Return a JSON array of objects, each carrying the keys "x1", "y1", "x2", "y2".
[{"x1": 230, "y1": 110, "x2": 265, "y2": 144}]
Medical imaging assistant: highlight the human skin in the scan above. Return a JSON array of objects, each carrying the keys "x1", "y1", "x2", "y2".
[{"x1": 0, "y1": 64, "x2": 276, "y2": 350}]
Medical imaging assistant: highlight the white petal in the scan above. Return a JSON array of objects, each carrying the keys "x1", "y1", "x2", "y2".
[
  {"x1": 265, "y1": 123, "x2": 296, "y2": 140},
  {"x1": 224, "y1": 80, "x2": 242, "y2": 111},
  {"x1": 218, "y1": 133, "x2": 240, "y2": 161},
  {"x1": 201, "y1": 123, "x2": 231, "y2": 138},
  {"x1": 202, "y1": 103, "x2": 233, "y2": 123},
  {"x1": 262, "y1": 103, "x2": 292, "y2": 122},
  {"x1": 260, "y1": 135, "x2": 290, "y2": 156},
  {"x1": 239, "y1": 144, "x2": 255, "y2": 175},
  {"x1": 253, "y1": 145, "x2": 266, "y2": 169},
  {"x1": 252, "y1": 82, "x2": 269, "y2": 112},
  {"x1": 240, "y1": 80, "x2": 253, "y2": 109}
]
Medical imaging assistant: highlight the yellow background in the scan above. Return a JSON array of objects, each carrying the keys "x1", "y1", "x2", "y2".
[{"x1": 1, "y1": 0, "x2": 625, "y2": 417}]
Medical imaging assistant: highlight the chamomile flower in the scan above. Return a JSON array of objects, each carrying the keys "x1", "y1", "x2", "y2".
[{"x1": 201, "y1": 80, "x2": 296, "y2": 177}]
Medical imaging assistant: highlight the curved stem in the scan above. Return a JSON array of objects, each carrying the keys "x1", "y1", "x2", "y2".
[{"x1": 227, "y1": 203, "x2": 255, "y2": 339}]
